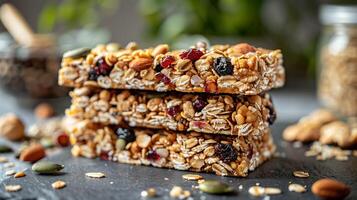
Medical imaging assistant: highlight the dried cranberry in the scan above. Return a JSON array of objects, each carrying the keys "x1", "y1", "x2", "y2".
[
  {"x1": 214, "y1": 143, "x2": 238, "y2": 163},
  {"x1": 99, "y1": 151, "x2": 110, "y2": 160},
  {"x1": 96, "y1": 58, "x2": 112, "y2": 75},
  {"x1": 154, "y1": 64, "x2": 163, "y2": 72},
  {"x1": 167, "y1": 105, "x2": 181, "y2": 117},
  {"x1": 193, "y1": 121, "x2": 207, "y2": 129},
  {"x1": 156, "y1": 73, "x2": 171, "y2": 85},
  {"x1": 160, "y1": 55, "x2": 175, "y2": 68},
  {"x1": 179, "y1": 48, "x2": 203, "y2": 61},
  {"x1": 88, "y1": 67, "x2": 100, "y2": 81},
  {"x1": 56, "y1": 132, "x2": 70, "y2": 147},
  {"x1": 213, "y1": 57, "x2": 233, "y2": 76},
  {"x1": 116, "y1": 128, "x2": 136, "y2": 142},
  {"x1": 147, "y1": 150, "x2": 160, "y2": 161},
  {"x1": 193, "y1": 97, "x2": 207, "y2": 112}
]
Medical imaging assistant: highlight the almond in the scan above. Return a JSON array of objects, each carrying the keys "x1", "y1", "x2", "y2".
[
  {"x1": 19, "y1": 144, "x2": 46, "y2": 162},
  {"x1": 312, "y1": 178, "x2": 350, "y2": 200},
  {"x1": 232, "y1": 43, "x2": 256, "y2": 55},
  {"x1": 129, "y1": 58, "x2": 153, "y2": 72}
]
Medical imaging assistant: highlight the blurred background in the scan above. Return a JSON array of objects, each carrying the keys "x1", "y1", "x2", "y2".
[{"x1": 0, "y1": 0, "x2": 356, "y2": 119}]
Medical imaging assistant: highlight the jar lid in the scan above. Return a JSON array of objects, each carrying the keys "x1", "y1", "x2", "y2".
[{"x1": 320, "y1": 5, "x2": 357, "y2": 25}]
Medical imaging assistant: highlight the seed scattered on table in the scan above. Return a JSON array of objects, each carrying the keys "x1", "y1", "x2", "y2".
[
  {"x1": 5, "y1": 169, "x2": 16, "y2": 176},
  {"x1": 85, "y1": 172, "x2": 106, "y2": 178},
  {"x1": 182, "y1": 174, "x2": 203, "y2": 181},
  {"x1": 288, "y1": 183, "x2": 306, "y2": 193},
  {"x1": 52, "y1": 180, "x2": 66, "y2": 189},
  {"x1": 141, "y1": 188, "x2": 157, "y2": 198},
  {"x1": 4, "y1": 162, "x2": 15, "y2": 168},
  {"x1": 32, "y1": 161, "x2": 64, "y2": 174},
  {"x1": 170, "y1": 186, "x2": 191, "y2": 199},
  {"x1": 5, "y1": 184, "x2": 22, "y2": 192},
  {"x1": 198, "y1": 180, "x2": 233, "y2": 194},
  {"x1": 248, "y1": 186, "x2": 282, "y2": 197},
  {"x1": 14, "y1": 171, "x2": 26, "y2": 178},
  {"x1": 0, "y1": 156, "x2": 8, "y2": 163},
  {"x1": 293, "y1": 170, "x2": 309, "y2": 178}
]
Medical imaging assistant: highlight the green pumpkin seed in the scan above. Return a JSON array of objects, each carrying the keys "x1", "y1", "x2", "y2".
[
  {"x1": 116, "y1": 139, "x2": 126, "y2": 151},
  {"x1": 63, "y1": 47, "x2": 91, "y2": 59},
  {"x1": 0, "y1": 145, "x2": 12, "y2": 153},
  {"x1": 32, "y1": 161, "x2": 64, "y2": 174},
  {"x1": 199, "y1": 180, "x2": 234, "y2": 194}
]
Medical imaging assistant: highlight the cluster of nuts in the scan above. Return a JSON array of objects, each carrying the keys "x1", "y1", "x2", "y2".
[{"x1": 283, "y1": 109, "x2": 357, "y2": 148}]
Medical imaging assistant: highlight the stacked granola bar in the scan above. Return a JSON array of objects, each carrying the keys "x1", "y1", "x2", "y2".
[{"x1": 58, "y1": 42, "x2": 285, "y2": 176}]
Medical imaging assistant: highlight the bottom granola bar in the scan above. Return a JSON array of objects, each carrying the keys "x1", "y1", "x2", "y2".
[{"x1": 67, "y1": 119, "x2": 275, "y2": 177}]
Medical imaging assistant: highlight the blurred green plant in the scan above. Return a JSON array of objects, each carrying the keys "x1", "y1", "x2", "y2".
[
  {"x1": 139, "y1": 0, "x2": 265, "y2": 41},
  {"x1": 38, "y1": 0, "x2": 119, "y2": 32}
]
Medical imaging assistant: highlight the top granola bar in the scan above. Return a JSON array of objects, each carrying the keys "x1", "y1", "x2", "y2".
[{"x1": 59, "y1": 42, "x2": 285, "y2": 95}]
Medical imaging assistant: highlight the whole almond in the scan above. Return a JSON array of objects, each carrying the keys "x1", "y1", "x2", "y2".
[
  {"x1": 312, "y1": 178, "x2": 350, "y2": 200},
  {"x1": 20, "y1": 144, "x2": 46, "y2": 162},
  {"x1": 129, "y1": 58, "x2": 153, "y2": 72}
]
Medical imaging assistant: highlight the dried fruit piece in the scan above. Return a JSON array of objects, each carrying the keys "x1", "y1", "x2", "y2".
[
  {"x1": 182, "y1": 174, "x2": 203, "y2": 181},
  {"x1": 154, "y1": 64, "x2": 163, "y2": 72},
  {"x1": 214, "y1": 143, "x2": 238, "y2": 163},
  {"x1": 204, "y1": 81, "x2": 217, "y2": 93},
  {"x1": 34, "y1": 103, "x2": 55, "y2": 119},
  {"x1": 55, "y1": 132, "x2": 70, "y2": 147},
  {"x1": 96, "y1": 58, "x2": 112, "y2": 75},
  {"x1": 85, "y1": 172, "x2": 106, "y2": 178},
  {"x1": 160, "y1": 55, "x2": 175, "y2": 68},
  {"x1": 179, "y1": 49, "x2": 203, "y2": 61},
  {"x1": 312, "y1": 178, "x2": 350, "y2": 200},
  {"x1": 32, "y1": 161, "x2": 64, "y2": 174},
  {"x1": 20, "y1": 144, "x2": 46, "y2": 162},
  {"x1": 5, "y1": 184, "x2": 21, "y2": 192},
  {"x1": 213, "y1": 57, "x2": 234, "y2": 76},
  {"x1": 167, "y1": 105, "x2": 181, "y2": 117},
  {"x1": 116, "y1": 128, "x2": 136, "y2": 142},
  {"x1": 156, "y1": 73, "x2": 171, "y2": 85},
  {"x1": 52, "y1": 180, "x2": 66, "y2": 189},
  {"x1": 88, "y1": 67, "x2": 100, "y2": 81},
  {"x1": 192, "y1": 97, "x2": 207, "y2": 112},
  {"x1": 199, "y1": 180, "x2": 233, "y2": 194},
  {"x1": 146, "y1": 150, "x2": 160, "y2": 161}
]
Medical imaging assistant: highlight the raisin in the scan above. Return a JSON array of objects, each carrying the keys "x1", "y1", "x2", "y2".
[
  {"x1": 213, "y1": 57, "x2": 233, "y2": 76},
  {"x1": 167, "y1": 105, "x2": 181, "y2": 117},
  {"x1": 179, "y1": 48, "x2": 203, "y2": 61},
  {"x1": 116, "y1": 128, "x2": 136, "y2": 142},
  {"x1": 88, "y1": 67, "x2": 100, "y2": 81},
  {"x1": 214, "y1": 143, "x2": 238, "y2": 163},
  {"x1": 147, "y1": 150, "x2": 160, "y2": 161},
  {"x1": 154, "y1": 64, "x2": 163, "y2": 72},
  {"x1": 193, "y1": 97, "x2": 207, "y2": 112},
  {"x1": 99, "y1": 151, "x2": 110, "y2": 160},
  {"x1": 96, "y1": 58, "x2": 112, "y2": 75}
]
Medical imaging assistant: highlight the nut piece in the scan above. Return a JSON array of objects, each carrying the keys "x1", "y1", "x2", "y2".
[
  {"x1": 182, "y1": 174, "x2": 203, "y2": 181},
  {"x1": 5, "y1": 184, "x2": 22, "y2": 192},
  {"x1": 52, "y1": 180, "x2": 66, "y2": 189},
  {"x1": 85, "y1": 172, "x2": 106, "y2": 178},
  {"x1": 0, "y1": 113, "x2": 25, "y2": 141},
  {"x1": 312, "y1": 178, "x2": 350, "y2": 200},
  {"x1": 20, "y1": 144, "x2": 46, "y2": 162},
  {"x1": 248, "y1": 186, "x2": 282, "y2": 196},
  {"x1": 288, "y1": 183, "x2": 306, "y2": 193},
  {"x1": 34, "y1": 103, "x2": 55, "y2": 119},
  {"x1": 293, "y1": 170, "x2": 309, "y2": 178},
  {"x1": 129, "y1": 58, "x2": 153, "y2": 72},
  {"x1": 152, "y1": 44, "x2": 169, "y2": 56}
]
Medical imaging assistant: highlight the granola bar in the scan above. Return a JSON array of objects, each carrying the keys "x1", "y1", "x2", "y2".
[
  {"x1": 67, "y1": 119, "x2": 275, "y2": 177},
  {"x1": 66, "y1": 87, "x2": 276, "y2": 136},
  {"x1": 59, "y1": 42, "x2": 285, "y2": 95}
]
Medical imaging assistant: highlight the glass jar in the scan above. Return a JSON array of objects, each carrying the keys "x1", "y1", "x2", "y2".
[{"x1": 318, "y1": 5, "x2": 357, "y2": 117}]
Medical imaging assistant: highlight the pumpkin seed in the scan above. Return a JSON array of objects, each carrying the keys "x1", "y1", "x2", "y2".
[
  {"x1": 63, "y1": 48, "x2": 91, "y2": 59},
  {"x1": 199, "y1": 180, "x2": 233, "y2": 194},
  {"x1": 116, "y1": 139, "x2": 126, "y2": 151},
  {"x1": 0, "y1": 144, "x2": 12, "y2": 153},
  {"x1": 32, "y1": 161, "x2": 64, "y2": 174}
]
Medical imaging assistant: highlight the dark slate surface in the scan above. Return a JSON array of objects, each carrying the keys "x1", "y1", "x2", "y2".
[{"x1": 0, "y1": 123, "x2": 356, "y2": 200}]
